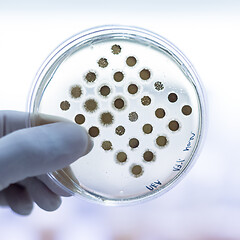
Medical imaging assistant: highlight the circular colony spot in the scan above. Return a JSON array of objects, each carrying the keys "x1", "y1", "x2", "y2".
[
  {"x1": 116, "y1": 152, "x2": 127, "y2": 163},
  {"x1": 129, "y1": 138, "x2": 139, "y2": 149},
  {"x1": 155, "y1": 108, "x2": 165, "y2": 118},
  {"x1": 156, "y1": 136, "x2": 168, "y2": 147},
  {"x1": 102, "y1": 141, "x2": 112, "y2": 151},
  {"x1": 115, "y1": 125, "x2": 125, "y2": 136},
  {"x1": 70, "y1": 85, "x2": 82, "y2": 99},
  {"x1": 140, "y1": 69, "x2": 151, "y2": 80},
  {"x1": 182, "y1": 105, "x2": 192, "y2": 116},
  {"x1": 126, "y1": 56, "x2": 137, "y2": 67},
  {"x1": 99, "y1": 85, "x2": 110, "y2": 97},
  {"x1": 113, "y1": 71, "x2": 124, "y2": 82},
  {"x1": 85, "y1": 71, "x2": 96, "y2": 83},
  {"x1": 88, "y1": 126, "x2": 100, "y2": 137},
  {"x1": 111, "y1": 44, "x2": 121, "y2": 54},
  {"x1": 143, "y1": 151, "x2": 154, "y2": 162},
  {"x1": 141, "y1": 96, "x2": 151, "y2": 106},
  {"x1": 154, "y1": 81, "x2": 164, "y2": 91},
  {"x1": 75, "y1": 114, "x2": 85, "y2": 125},
  {"x1": 98, "y1": 58, "x2": 108, "y2": 68},
  {"x1": 128, "y1": 84, "x2": 138, "y2": 95},
  {"x1": 169, "y1": 120, "x2": 180, "y2": 131},
  {"x1": 168, "y1": 93, "x2": 178, "y2": 103},
  {"x1": 114, "y1": 97, "x2": 125, "y2": 110},
  {"x1": 100, "y1": 112, "x2": 114, "y2": 126},
  {"x1": 60, "y1": 101, "x2": 70, "y2": 111},
  {"x1": 143, "y1": 124, "x2": 153, "y2": 134},
  {"x1": 84, "y1": 99, "x2": 98, "y2": 112},
  {"x1": 131, "y1": 165, "x2": 143, "y2": 177},
  {"x1": 128, "y1": 112, "x2": 138, "y2": 122}
]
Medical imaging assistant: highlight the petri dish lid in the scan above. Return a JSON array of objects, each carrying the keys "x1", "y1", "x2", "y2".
[{"x1": 28, "y1": 25, "x2": 206, "y2": 205}]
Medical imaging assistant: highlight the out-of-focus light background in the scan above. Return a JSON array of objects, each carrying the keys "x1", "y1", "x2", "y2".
[{"x1": 1, "y1": 0, "x2": 240, "y2": 239}]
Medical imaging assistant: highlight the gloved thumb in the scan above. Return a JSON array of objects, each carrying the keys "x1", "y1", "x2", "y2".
[{"x1": 0, "y1": 122, "x2": 93, "y2": 191}]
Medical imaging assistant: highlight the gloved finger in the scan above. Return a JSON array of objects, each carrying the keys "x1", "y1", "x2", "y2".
[
  {"x1": 0, "y1": 192, "x2": 8, "y2": 206},
  {"x1": 37, "y1": 166, "x2": 80, "y2": 197},
  {"x1": 20, "y1": 178, "x2": 62, "y2": 211},
  {"x1": 37, "y1": 174, "x2": 73, "y2": 197},
  {"x1": 0, "y1": 110, "x2": 72, "y2": 137},
  {"x1": 0, "y1": 111, "x2": 27, "y2": 137},
  {"x1": 4, "y1": 184, "x2": 33, "y2": 215},
  {"x1": 0, "y1": 122, "x2": 93, "y2": 191},
  {"x1": 31, "y1": 112, "x2": 73, "y2": 126}
]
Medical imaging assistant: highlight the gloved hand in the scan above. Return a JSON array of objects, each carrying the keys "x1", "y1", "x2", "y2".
[{"x1": 0, "y1": 111, "x2": 93, "y2": 215}]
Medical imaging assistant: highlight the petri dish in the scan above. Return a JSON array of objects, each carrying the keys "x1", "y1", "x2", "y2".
[{"x1": 28, "y1": 25, "x2": 206, "y2": 205}]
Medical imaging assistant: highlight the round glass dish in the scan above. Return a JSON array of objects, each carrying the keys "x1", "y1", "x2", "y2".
[{"x1": 28, "y1": 25, "x2": 206, "y2": 205}]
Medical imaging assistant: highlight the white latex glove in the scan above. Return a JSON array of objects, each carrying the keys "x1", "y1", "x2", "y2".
[{"x1": 0, "y1": 111, "x2": 93, "y2": 215}]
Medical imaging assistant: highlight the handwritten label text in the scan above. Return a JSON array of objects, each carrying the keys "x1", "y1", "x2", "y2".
[
  {"x1": 183, "y1": 132, "x2": 196, "y2": 152},
  {"x1": 146, "y1": 180, "x2": 162, "y2": 191}
]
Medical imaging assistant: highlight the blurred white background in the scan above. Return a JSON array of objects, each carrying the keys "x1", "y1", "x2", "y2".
[{"x1": 1, "y1": 0, "x2": 240, "y2": 239}]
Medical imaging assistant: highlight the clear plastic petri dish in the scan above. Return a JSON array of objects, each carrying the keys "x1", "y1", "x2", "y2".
[{"x1": 28, "y1": 25, "x2": 206, "y2": 205}]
